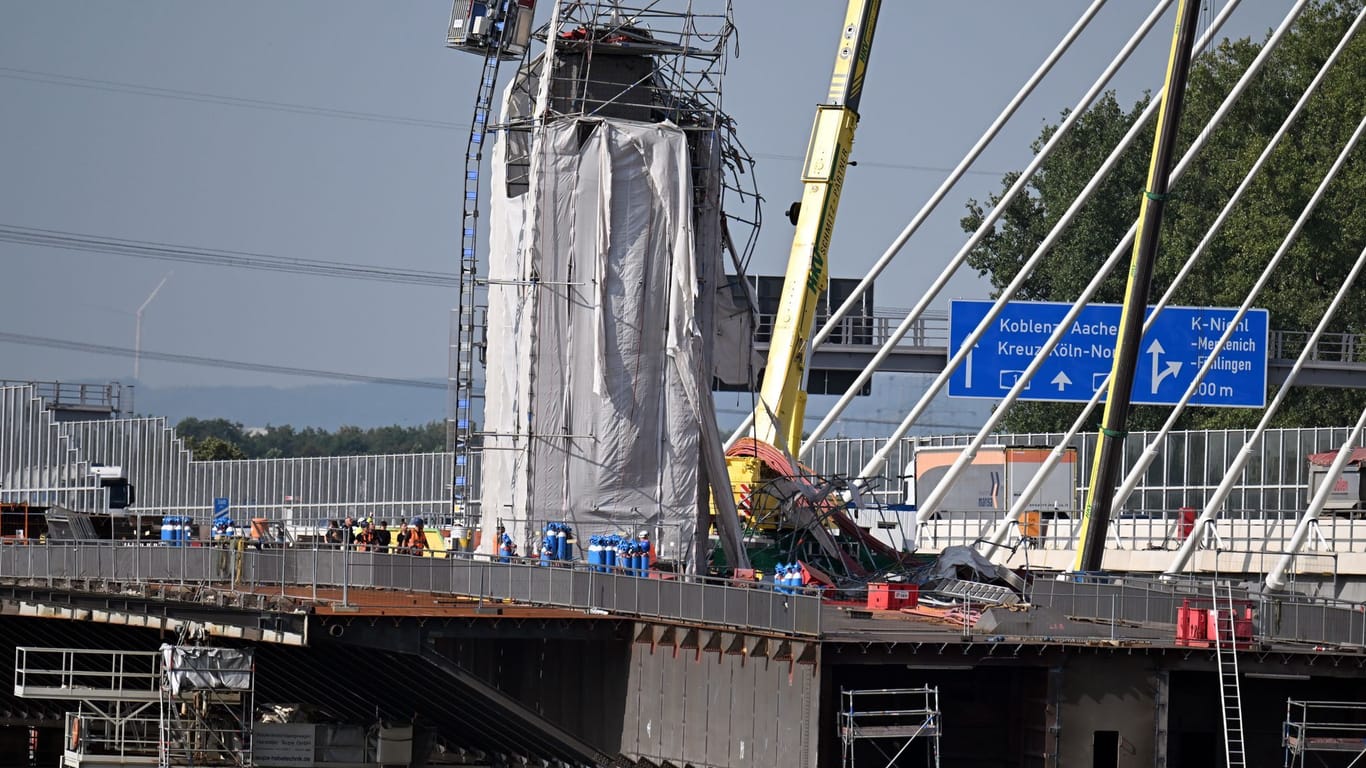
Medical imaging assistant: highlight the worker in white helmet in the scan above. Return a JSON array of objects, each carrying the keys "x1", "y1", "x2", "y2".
[{"x1": 638, "y1": 529, "x2": 655, "y2": 568}]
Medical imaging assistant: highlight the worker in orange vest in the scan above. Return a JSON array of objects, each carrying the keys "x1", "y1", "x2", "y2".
[
  {"x1": 355, "y1": 521, "x2": 377, "y2": 552},
  {"x1": 406, "y1": 517, "x2": 428, "y2": 556}
]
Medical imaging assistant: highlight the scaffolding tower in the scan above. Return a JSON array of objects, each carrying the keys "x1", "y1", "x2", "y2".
[
  {"x1": 14, "y1": 645, "x2": 255, "y2": 768},
  {"x1": 840, "y1": 686, "x2": 942, "y2": 768},
  {"x1": 444, "y1": 0, "x2": 759, "y2": 530},
  {"x1": 1283, "y1": 700, "x2": 1366, "y2": 767}
]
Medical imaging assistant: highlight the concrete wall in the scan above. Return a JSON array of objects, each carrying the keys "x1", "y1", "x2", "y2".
[
  {"x1": 1056, "y1": 656, "x2": 1159, "y2": 768},
  {"x1": 619, "y1": 638, "x2": 819, "y2": 768}
]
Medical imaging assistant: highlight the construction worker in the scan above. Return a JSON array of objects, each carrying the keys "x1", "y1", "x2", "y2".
[
  {"x1": 406, "y1": 517, "x2": 428, "y2": 556},
  {"x1": 341, "y1": 517, "x2": 356, "y2": 548},
  {"x1": 497, "y1": 525, "x2": 516, "y2": 562},
  {"x1": 374, "y1": 520, "x2": 392, "y2": 552},
  {"x1": 638, "y1": 530, "x2": 655, "y2": 567},
  {"x1": 355, "y1": 521, "x2": 377, "y2": 552}
]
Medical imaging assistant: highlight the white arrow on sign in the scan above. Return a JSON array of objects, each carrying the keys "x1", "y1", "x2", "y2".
[
  {"x1": 1051, "y1": 371, "x2": 1072, "y2": 392},
  {"x1": 1147, "y1": 339, "x2": 1183, "y2": 393}
]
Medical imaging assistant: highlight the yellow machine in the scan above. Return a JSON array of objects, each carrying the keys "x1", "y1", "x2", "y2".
[{"x1": 725, "y1": 0, "x2": 882, "y2": 527}]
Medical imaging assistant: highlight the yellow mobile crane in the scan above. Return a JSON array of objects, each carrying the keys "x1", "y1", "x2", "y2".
[{"x1": 725, "y1": 0, "x2": 882, "y2": 529}]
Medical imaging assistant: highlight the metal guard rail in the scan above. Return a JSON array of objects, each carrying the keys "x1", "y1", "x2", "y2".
[
  {"x1": 0, "y1": 542, "x2": 823, "y2": 638},
  {"x1": 1029, "y1": 576, "x2": 1366, "y2": 648}
]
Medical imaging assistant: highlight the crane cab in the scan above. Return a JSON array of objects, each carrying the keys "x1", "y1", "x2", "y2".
[
  {"x1": 90, "y1": 464, "x2": 135, "y2": 510},
  {"x1": 448, "y1": 0, "x2": 537, "y2": 60}
]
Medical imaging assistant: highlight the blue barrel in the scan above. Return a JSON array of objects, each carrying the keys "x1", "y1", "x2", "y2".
[{"x1": 557, "y1": 525, "x2": 571, "y2": 561}]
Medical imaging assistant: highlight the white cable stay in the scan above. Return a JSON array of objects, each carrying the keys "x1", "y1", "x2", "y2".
[
  {"x1": 722, "y1": 0, "x2": 1125, "y2": 450},
  {"x1": 859, "y1": 0, "x2": 1253, "y2": 499},
  {"x1": 982, "y1": 1, "x2": 1363, "y2": 554}
]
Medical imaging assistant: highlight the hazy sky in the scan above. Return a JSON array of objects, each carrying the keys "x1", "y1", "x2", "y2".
[{"x1": 0, "y1": 1, "x2": 1292, "y2": 424}]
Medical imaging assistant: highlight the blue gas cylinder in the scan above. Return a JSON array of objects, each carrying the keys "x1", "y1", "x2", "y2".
[
  {"x1": 556, "y1": 524, "x2": 570, "y2": 561},
  {"x1": 161, "y1": 515, "x2": 179, "y2": 546},
  {"x1": 617, "y1": 540, "x2": 632, "y2": 574},
  {"x1": 603, "y1": 537, "x2": 617, "y2": 570},
  {"x1": 539, "y1": 535, "x2": 553, "y2": 566},
  {"x1": 588, "y1": 535, "x2": 602, "y2": 571}
]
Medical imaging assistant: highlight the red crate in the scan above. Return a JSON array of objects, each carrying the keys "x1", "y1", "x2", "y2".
[{"x1": 867, "y1": 583, "x2": 918, "y2": 610}]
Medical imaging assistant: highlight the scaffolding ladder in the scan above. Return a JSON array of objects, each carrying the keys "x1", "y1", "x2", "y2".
[
  {"x1": 14, "y1": 645, "x2": 254, "y2": 767},
  {"x1": 1213, "y1": 580, "x2": 1247, "y2": 768},
  {"x1": 839, "y1": 686, "x2": 942, "y2": 768},
  {"x1": 448, "y1": 15, "x2": 520, "y2": 516},
  {"x1": 1283, "y1": 699, "x2": 1366, "y2": 767}
]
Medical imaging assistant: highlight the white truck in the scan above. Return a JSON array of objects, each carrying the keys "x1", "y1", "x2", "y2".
[
  {"x1": 851, "y1": 445, "x2": 1079, "y2": 553},
  {"x1": 904, "y1": 445, "x2": 1078, "y2": 516}
]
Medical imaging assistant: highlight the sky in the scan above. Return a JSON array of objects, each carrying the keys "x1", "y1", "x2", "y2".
[{"x1": 0, "y1": 1, "x2": 1294, "y2": 430}]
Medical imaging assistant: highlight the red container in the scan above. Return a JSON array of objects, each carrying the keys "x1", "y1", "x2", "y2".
[
  {"x1": 1175, "y1": 600, "x2": 1209, "y2": 646},
  {"x1": 1207, "y1": 610, "x2": 1224, "y2": 641},
  {"x1": 867, "y1": 583, "x2": 893, "y2": 609},
  {"x1": 867, "y1": 583, "x2": 918, "y2": 610},
  {"x1": 1179, "y1": 508, "x2": 1197, "y2": 539},
  {"x1": 894, "y1": 584, "x2": 919, "y2": 609}
]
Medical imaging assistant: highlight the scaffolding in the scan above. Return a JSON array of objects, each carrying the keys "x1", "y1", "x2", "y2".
[
  {"x1": 840, "y1": 686, "x2": 942, "y2": 768},
  {"x1": 442, "y1": 2, "x2": 757, "y2": 526},
  {"x1": 13, "y1": 645, "x2": 255, "y2": 768},
  {"x1": 1283, "y1": 700, "x2": 1366, "y2": 767}
]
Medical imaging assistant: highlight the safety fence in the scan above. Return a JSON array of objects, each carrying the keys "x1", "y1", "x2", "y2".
[
  {"x1": 1028, "y1": 576, "x2": 1366, "y2": 648},
  {"x1": 911, "y1": 510, "x2": 1366, "y2": 558},
  {"x1": 0, "y1": 541, "x2": 823, "y2": 638}
]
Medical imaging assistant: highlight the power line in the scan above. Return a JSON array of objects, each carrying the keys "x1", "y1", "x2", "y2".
[
  {"x1": 0, "y1": 224, "x2": 461, "y2": 287},
  {"x1": 0, "y1": 65, "x2": 997, "y2": 178},
  {"x1": 0, "y1": 65, "x2": 465, "y2": 131},
  {"x1": 0, "y1": 331, "x2": 447, "y2": 390}
]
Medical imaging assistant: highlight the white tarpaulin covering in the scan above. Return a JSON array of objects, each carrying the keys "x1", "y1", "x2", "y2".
[
  {"x1": 481, "y1": 113, "x2": 716, "y2": 570},
  {"x1": 160, "y1": 645, "x2": 253, "y2": 696}
]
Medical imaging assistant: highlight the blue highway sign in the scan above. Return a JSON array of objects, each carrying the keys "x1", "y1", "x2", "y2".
[{"x1": 948, "y1": 300, "x2": 1268, "y2": 408}]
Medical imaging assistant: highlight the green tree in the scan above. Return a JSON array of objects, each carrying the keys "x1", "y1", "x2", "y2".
[
  {"x1": 176, "y1": 417, "x2": 247, "y2": 445},
  {"x1": 962, "y1": 0, "x2": 1366, "y2": 433},
  {"x1": 175, "y1": 417, "x2": 452, "y2": 459},
  {"x1": 185, "y1": 435, "x2": 247, "y2": 461}
]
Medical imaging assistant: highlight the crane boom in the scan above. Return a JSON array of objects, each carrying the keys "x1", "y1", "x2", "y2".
[
  {"x1": 752, "y1": 0, "x2": 881, "y2": 455},
  {"x1": 722, "y1": 0, "x2": 884, "y2": 556}
]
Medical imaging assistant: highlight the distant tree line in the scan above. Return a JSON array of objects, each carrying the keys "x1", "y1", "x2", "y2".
[{"x1": 175, "y1": 417, "x2": 449, "y2": 460}]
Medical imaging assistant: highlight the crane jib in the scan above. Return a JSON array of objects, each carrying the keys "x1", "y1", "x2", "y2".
[
  {"x1": 833, "y1": 0, "x2": 880, "y2": 113},
  {"x1": 806, "y1": 144, "x2": 848, "y2": 296}
]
